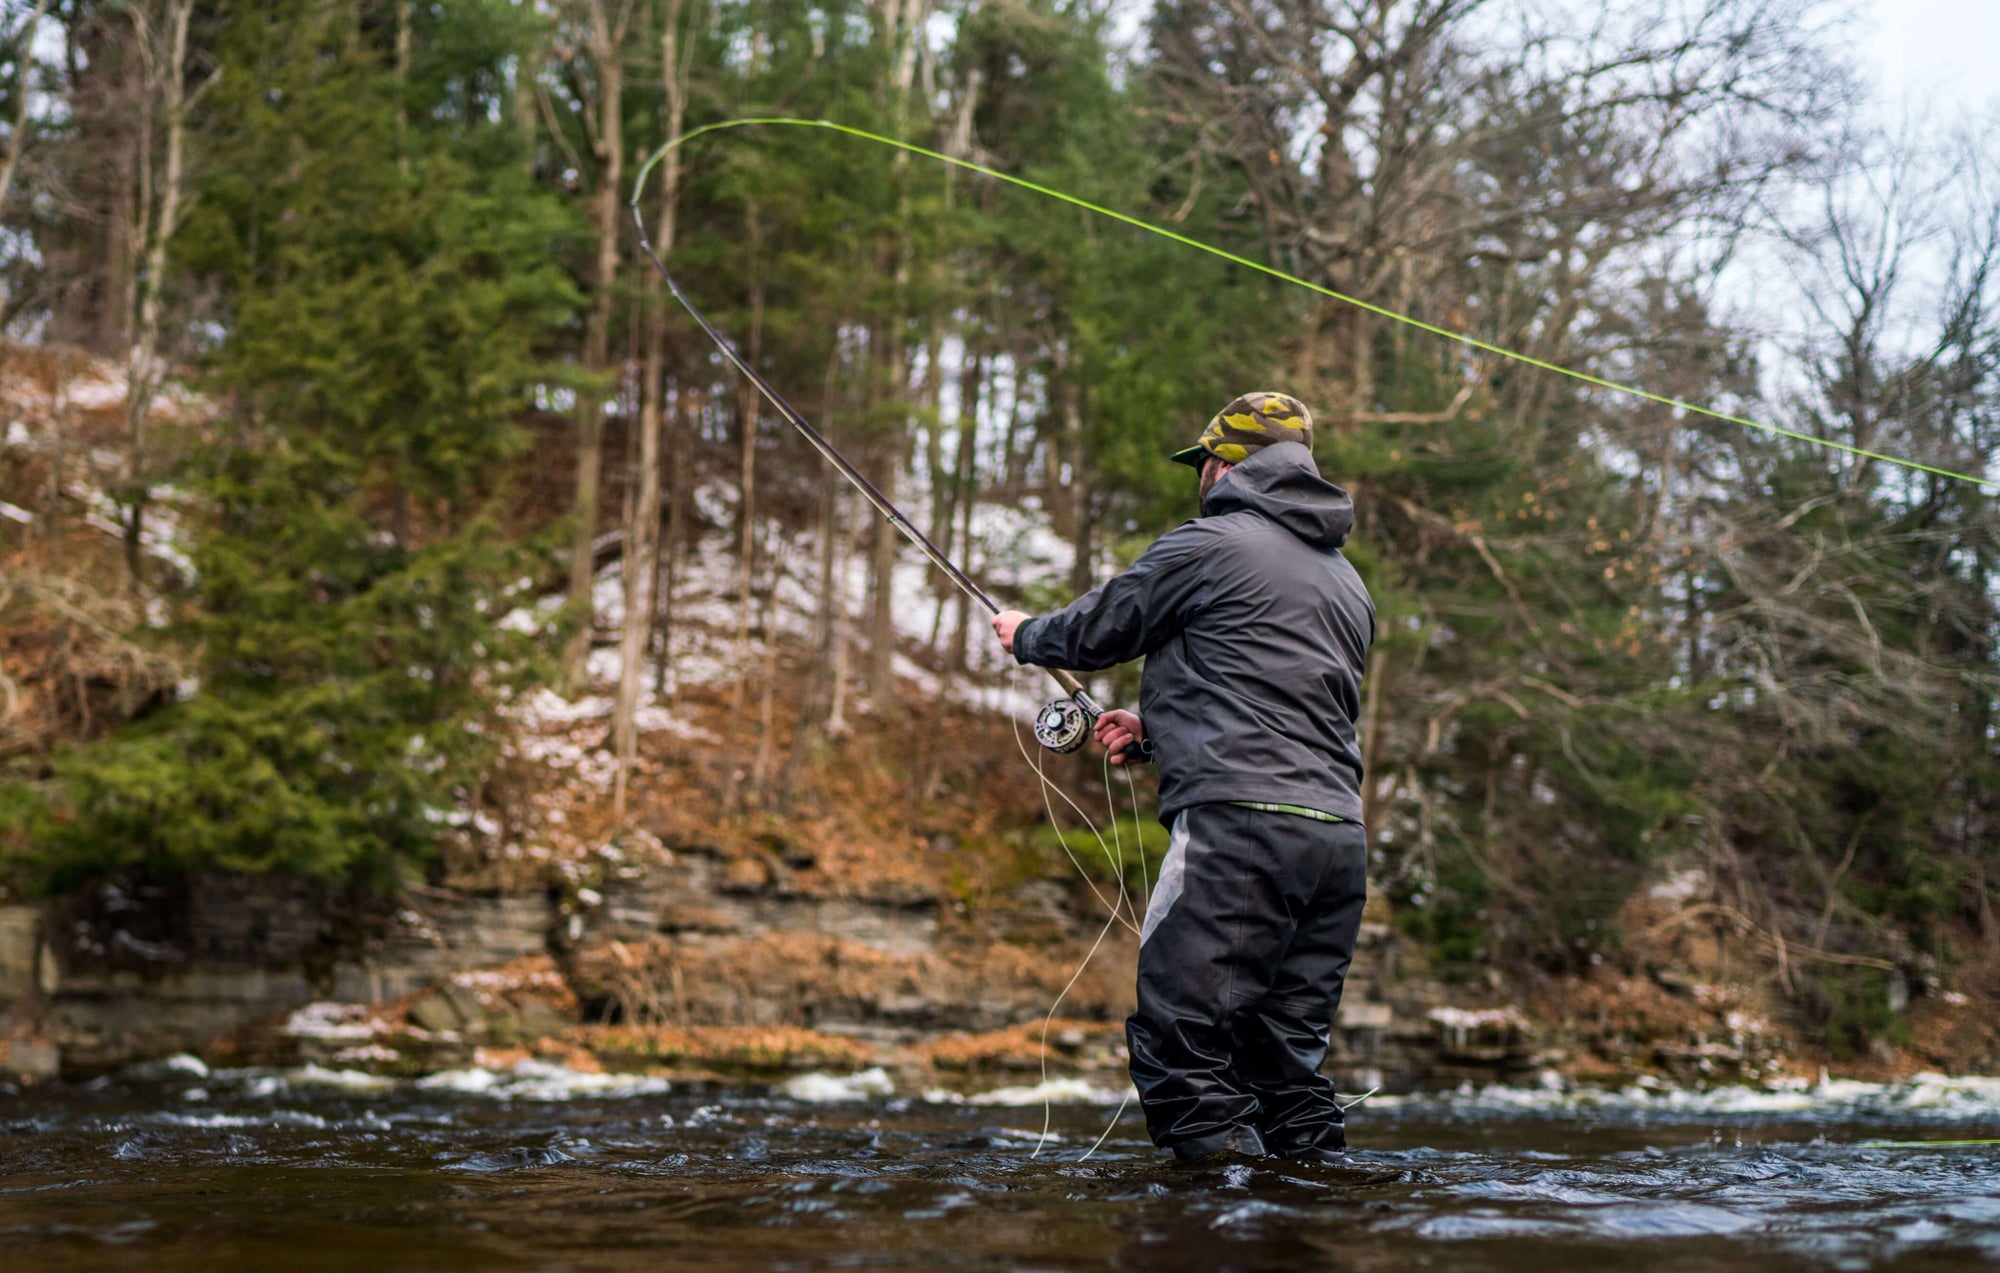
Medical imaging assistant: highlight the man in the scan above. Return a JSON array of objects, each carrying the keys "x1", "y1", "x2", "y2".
[{"x1": 992, "y1": 391, "x2": 1374, "y2": 1166}]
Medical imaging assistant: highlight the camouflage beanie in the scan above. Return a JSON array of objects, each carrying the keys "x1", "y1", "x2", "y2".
[{"x1": 1169, "y1": 391, "x2": 1314, "y2": 468}]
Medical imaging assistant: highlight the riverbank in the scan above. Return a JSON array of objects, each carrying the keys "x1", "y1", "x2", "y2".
[
  {"x1": 6, "y1": 662, "x2": 1997, "y2": 1091},
  {"x1": 7, "y1": 343, "x2": 1988, "y2": 1100}
]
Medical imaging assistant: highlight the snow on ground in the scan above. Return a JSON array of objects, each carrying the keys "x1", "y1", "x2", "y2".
[
  {"x1": 415, "y1": 1058, "x2": 673, "y2": 1101},
  {"x1": 780, "y1": 1067, "x2": 1131, "y2": 1106},
  {"x1": 71, "y1": 481, "x2": 196, "y2": 581},
  {"x1": 783, "y1": 1067, "x2": 897, "y2": 1103},
  {"x1": 459, "y1": 459, "x2": 1109, "y2": 863},
  {"x1": 1366, "y1": 1072, "x2": 2000, "y2": 1123},
  {"x1": 0, "y1": 349, "x2": 211, "y2": 427},
  {"x1": 284, "y1": 1002, "x2": 379, "y2": 1042},
  {"x1": 511, "y1": 474, "x2": 1089, "y2": 746}
]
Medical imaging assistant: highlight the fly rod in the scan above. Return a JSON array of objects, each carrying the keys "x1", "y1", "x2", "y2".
[{"x1": 630, "y1": 148, "x2": 1113, "y2": 756}]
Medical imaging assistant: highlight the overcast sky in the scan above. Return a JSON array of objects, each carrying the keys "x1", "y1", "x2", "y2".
[{"x1": 1861, "y1": 0, "x2": 2000, "y2": 109}]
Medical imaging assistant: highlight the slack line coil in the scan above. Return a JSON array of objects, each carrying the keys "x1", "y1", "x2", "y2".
[{"x1": 628, "y1": 141, "x2": 1115, "y2": 757}]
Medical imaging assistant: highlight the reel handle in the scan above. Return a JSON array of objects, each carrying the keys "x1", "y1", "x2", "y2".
[{"x1": 1037, "y1": 686, "x2": 1149, "y2": 765}]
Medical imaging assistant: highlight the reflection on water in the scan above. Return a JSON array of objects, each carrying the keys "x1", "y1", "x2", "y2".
[{"x1": 4, "y1": 1063, "x2": 2000, "y2": 1271}]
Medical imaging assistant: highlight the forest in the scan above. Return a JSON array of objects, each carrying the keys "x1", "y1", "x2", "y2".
[{"x1": 1, "y1": 0, "x2": 1996, "y2": 1054}]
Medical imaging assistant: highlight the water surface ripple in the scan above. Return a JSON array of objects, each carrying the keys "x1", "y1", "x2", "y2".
[{"x1": 3, "y1": 1067, "x2": 1999, "y2": 1271}]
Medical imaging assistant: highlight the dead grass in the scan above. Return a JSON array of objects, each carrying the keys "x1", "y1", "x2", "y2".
[
  {"x1": 912, "y1": 1019, "x2": 1123, "y2": 1072},
  {"x1": 574, "y1": 1023, "x2": 871, "y2": 1072}
]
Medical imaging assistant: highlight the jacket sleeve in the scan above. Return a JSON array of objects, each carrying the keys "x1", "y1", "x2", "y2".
[{"x1": 1013, "y1": 521, "x2": 1215, "y2": 672}]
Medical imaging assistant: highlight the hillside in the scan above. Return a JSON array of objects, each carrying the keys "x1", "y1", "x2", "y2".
[
  {"x1": 5, "y1": 0, "x2": 1999, "y2": 1098},
  {"x1": 5, "y1": 342, "x2": 1998, "y2": 1094}
]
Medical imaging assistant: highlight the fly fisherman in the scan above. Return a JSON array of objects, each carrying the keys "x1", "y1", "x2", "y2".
[{"x1": 992, "y1": 392, "x2": 1374, "y2": 1166}]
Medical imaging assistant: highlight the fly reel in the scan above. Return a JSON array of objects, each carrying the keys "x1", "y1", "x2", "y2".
[{"x1": 1032, "y1": 697, "x2": 1095, "y2": 754}]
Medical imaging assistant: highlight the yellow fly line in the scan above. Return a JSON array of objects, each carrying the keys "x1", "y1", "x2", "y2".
[{"x1": 632, "y1": 116, "x2": 1993, "y2": 489}]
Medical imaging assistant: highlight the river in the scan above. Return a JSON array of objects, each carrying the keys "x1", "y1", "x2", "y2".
[{"x1": 5, "y1": 1060, "x2": 2000, "y2": 1270}]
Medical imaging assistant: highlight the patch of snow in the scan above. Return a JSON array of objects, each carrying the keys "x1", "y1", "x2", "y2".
[
  {"x1": 922, "y1": 1078, "x2": 1134, "y2": 1107},
  {"x1": 1368, "y1": 1072, "x2": 2000, "y2": 1122},
  {"x1": 65, "y1": 377, "x2": 128, "y2": 411},
  {"x1": 416, "y1": 1058, "x2": 671, "y2": 1101},
  {"x1": 1428, "y1": 1006, "x2": 1528, "y2": 1031},
  {"x1": 585, "y1": 645, "x2": 623, "y2": 684},
  {"x1": 508, "y1": 688, "x2": 616, "y2": 727},
  {"x1": 124, "y1": 1053, "x2": 211, "y2": 1081},
  {"x1": 284, "y1": 1002, "x2": 378, "y2": 1041},
  {"x1": 332, "y1": 1044, "x2": 402, "y2": 1064},
  {"x1": 593, "y1": 563, "x2": 627, "y2": 626},
  {"x1": 282, "y1": 1064, "x2": 399, "y2": 1093},
  {"x1": 781, "y1": 1068, "x2": 896, "y2": 1103},
  {"x1": 451, "y1": 965, "x2": 570, "y2": 994},
  {"x1": 1648, "y1": 867, "x2": 1708, "y2": 904},
  {"x1": 497, "y1": 607, "x2": 543, "y2": 635}
]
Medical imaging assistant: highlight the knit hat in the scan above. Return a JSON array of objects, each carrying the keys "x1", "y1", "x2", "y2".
[{"x1": 1170, "y1": 391, "x2": 1314, "y2": 468}]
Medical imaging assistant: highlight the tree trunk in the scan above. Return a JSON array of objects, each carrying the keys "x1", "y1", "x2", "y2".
[
  {"x1": 562, "y1": 0, "x2": 628, "y2": 686},
  {"x1": 774, "y1": 335, "x2": 852, "y2": 800},
  {"x1": 393, "y1": 0, "x2": 411, "y2": 161},
  {"x1": 121, "y1": 0, "x2": 202, "y2": 592},
  {"x1": 729, "y1": 202, "x2": 766, "y2": 718},
  {"x1": 931, "y1": 338, "x2": 982, "y2": 651},
  {"x1": 656, "y1": 383, "x2": 700, "y2": 703},
  {"x1": 1061, "y1": 373, "x2": 1091, "y2": 596},
  {"x1": 749, "y1": 543, "x2": 786, "y2": 801},
  {"x1": 947, "y1": 414, "x2": 979, "y2": 673},
  {"x1": 866, "y1": 354, "x2": 906, "y2": 704},
  {"x1": 613, "y1": 0, "x2": 691, "y2": 814},
  {"x1": 613, "y1": 336, "x2": 664, "y2": 817},
  {"x1": 828, "y1": 489, "x2": 864, "y2": 736},
  {"x1": 1360, "y1": 646, "x2": 1385, "y2": 833},
  {"x1": 0, "y1": 0, "x2": 50, "y2": 323},
  {"x1": 862, "y1": 0, "x2": 927, "y2": 707},
  {"x1": 775, "y1": 482, "x2": 842, "y2": 809},
  {"x1": 511, "y1": 20, "x2": 538, "y2": 176}
]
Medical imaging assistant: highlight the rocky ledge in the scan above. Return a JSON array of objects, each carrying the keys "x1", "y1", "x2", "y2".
[{"x1": 2, "y1": 836, "x2": 1990, "y2": 1092}]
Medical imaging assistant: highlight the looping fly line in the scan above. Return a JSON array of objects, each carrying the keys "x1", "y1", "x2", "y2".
[{"x1": 633, "y1": 116, "x2": 1992, "y2": 491}]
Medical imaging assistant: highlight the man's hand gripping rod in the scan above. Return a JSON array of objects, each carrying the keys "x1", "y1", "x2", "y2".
[{"x1": 630, "y1": 158, "x2": 1110, "y2": 757}]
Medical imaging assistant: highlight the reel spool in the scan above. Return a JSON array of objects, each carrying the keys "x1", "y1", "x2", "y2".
[{"x1": 1032, "y1": 697, "x2": 1093, "y2": 754}]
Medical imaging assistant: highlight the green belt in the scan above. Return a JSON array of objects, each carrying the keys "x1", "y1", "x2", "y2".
[{"x1": 1230, "y1": 801, "x2": 1344, "y2": 824}]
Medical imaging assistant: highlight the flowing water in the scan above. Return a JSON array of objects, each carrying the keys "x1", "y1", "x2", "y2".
[{"x1": 6, "y1": 1060, "x2": 2000, "y2": 1271}]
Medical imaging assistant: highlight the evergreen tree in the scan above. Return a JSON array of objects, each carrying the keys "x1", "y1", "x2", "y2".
[{"x1": 3, "y1": 0, "x2": 576, "y2": 889}]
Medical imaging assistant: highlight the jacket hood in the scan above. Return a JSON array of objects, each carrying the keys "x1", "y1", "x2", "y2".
[{"x1": 1202, "y1": 441, "x2": 1354, "y2": 549}]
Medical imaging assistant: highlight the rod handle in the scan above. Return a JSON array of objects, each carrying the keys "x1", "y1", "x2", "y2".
[{"x1": 1062, "y1": 682, "x2": 1150, "y2": 766}]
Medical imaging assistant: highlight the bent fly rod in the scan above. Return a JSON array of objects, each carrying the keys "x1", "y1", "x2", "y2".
[{"x1": 630, "y1": 148, "x2": 1111, "y2": 757}]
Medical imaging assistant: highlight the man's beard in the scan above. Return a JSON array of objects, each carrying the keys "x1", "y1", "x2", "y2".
[{"x1": 1199, "y1": 458, "x2": 1232, "y2": 506}]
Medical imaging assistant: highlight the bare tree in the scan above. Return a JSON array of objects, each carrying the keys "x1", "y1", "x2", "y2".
[
  {"x1": 860, "y1": 0, "x2": 934, "y2": 706},
  {"x1": 613, "y1": 0, "x2": 696, "y2": 816},
  {"x1": 0, "y1": 0, "x2": 52, "y2": 324},
  {"x1": 728, "y1": 202, "x2": 766, "y2": 720},
  {"x1": 560, "y1": 0, "x2": 635, "y2": 686},
  {"x1": 119, "y1": 0, "x2": 214, "y2": 588}
]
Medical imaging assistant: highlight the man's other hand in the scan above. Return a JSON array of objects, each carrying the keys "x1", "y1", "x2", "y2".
[
  {"x1": 1096, "y1": 709, "x2": 1144, "y2": 765},
  {"x1": 992, "y1": 609, "x2": 1030, "y2": 654}
]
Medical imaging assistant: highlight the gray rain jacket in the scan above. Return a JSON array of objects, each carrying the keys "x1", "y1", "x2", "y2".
[{"x1": 1012, "y1": 441, "x2": 1375, "y2": 825}]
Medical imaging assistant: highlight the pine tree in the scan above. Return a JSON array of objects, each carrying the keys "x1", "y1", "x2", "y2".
[{"x1": 4, "y1": 0, "x2": 576, "y2": 889}]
